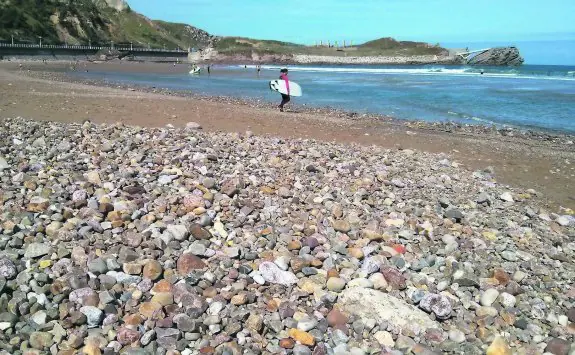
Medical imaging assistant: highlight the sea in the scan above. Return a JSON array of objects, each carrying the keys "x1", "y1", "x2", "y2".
[{"x1": 77, "y1": 64, "x2": 575, "y2": 134}]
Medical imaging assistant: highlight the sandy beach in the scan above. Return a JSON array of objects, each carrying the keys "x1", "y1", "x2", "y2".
[
  {"x1": 1, "y1": 61, "x2": 573, "y2": 209},
  {"x1": 1, "y1": 60, "x2": 574, "y2": 355}
]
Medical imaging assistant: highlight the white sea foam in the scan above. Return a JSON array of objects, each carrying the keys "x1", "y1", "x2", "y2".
[{"x1": 241, "y1": 65, "x2": 575, "y2": 81}]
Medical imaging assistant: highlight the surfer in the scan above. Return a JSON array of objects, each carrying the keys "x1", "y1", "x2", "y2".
[{"x1": 278, "y1": 68, "x2": 290, "y2": 112}]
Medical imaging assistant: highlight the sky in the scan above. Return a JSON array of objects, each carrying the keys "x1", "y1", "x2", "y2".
[{"x1": 128, "y1": 0, "x2": 575, "y2": 64}]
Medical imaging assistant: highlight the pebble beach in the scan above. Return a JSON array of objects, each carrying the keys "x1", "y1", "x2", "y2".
[{"x1": 0, "y1": 114, "x2": 574, "y2": 355}]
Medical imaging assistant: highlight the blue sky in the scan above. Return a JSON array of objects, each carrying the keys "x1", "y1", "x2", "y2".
[{"x1": 128, "y1": 0, "x2": 575, "y2": 64}]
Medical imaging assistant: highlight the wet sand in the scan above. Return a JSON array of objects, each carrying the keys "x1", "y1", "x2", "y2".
[{"x1": 1, "y1": 61, "x2": 574, "y2": 209}]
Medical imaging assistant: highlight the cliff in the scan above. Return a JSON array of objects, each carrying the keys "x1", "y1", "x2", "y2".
[{"x1": 0, "y1": 0, "x2": 216, "y2": 49}]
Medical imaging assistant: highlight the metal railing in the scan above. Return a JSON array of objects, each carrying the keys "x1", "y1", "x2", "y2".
[{"x1": 0, "y1": 42, "x2": 188, "y2": 53}]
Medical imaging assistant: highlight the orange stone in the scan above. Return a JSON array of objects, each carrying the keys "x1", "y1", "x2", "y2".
[
  {"x1": 288, "y1": 328, "x2": 315, "y2": 346},
  {"x1": 492, "y1": 268, "x2": 510, "y2": 286},
  {"x1": 143, "y1": 260, "x2": 163, "y2": 280},
  {"x1": 151, "y1": 292, "x2": 174, "y2": 306},
  {"x1": 151, "y1": 279, "x2": 173, "y2": 294},
  {"x1": 327, "y1": 269, "x2": 339, "y2": 278},
  {"x1": 177, "y1": 253, "x2": 206, "y2": 275},
  {"x1": 259, "y1": 251, "x2": 274, "y2": 261},
  {"x1": 486, "y1": 336, "x2": 512, "y2": 355},
  {"x1": 107, "y1": 211, "x2": 122, "y2": 222},
  {"x1": 123, "y1": 314, "x2": 144, "y2": 326},
  {"x1": 287, "y1": 240, "x2": 302, "y2": 250},
  {"x1": 348, "y1": 247, "x2": 364, "y2": 259},
  {"x1": 279, "y1": 338, "x2": 295, "y2": 349},
  {"x1": 138, "y1": 301, "x2": 163, "y2": 319},
  {"x1": 311, "y1": 259, "x2": 323, "y2": 267}
]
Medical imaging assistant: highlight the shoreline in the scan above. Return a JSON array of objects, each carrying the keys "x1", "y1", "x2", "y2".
[
  {"x1": 12, "y1": 60, "x2": 575, "y2": 142},
  {"x1": 0, "y1": 61, "x2": 574, "y2": 209}
]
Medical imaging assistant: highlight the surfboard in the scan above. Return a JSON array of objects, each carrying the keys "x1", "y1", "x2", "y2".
[
  {"x1": 189, "y1": 68, "x2": 201, "y2": 75},
  {"x1": 269, "y1": 80, "x2": 302, "y2": 97}
]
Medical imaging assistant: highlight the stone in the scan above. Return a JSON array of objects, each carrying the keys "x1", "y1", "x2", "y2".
[
  {"x1": 24, "y1": 243, "x2": 51, "y2": 259},
  {"x1": 544, "y1": 338, "x2": 571, "y2": 355},
  {"x1": 0, "y1": 258, "x2": 17, "y2": 279},
  {"x1": 231, "y1": 293, "x2": 247, "y2": 305},
  {"x1": 143, "y1": 260, "x2": 163, "y2": 280},
  {"x1": 327, "y1": 308, "x2": 348, "y2": 327},
  {"x1": 486, "y1": 336, "x2": 511, "y2": 355},
  {"x1": 259, "y1": 261, "x2": 298, "y2": 286},
  {"x1": 80, "y1": 306, "x2": 103, "y2": 327},
  {"x1": 190, "y1": 224, "x2": 212, "y2": 240},
  {"x1": 419, "y1": 293, "x2": 452, "y2": 320},
  {"x1": 499, "y1": 192, "x2": 514, "y2": 202},
  {"x1": 498, "y1": 292, "x2": 516, "y2": 308},
  {"x1": 381, "y1": 266, "x2": 406, "y2": 290},
  {"x1": 337, "y1": 288, "x2": 439, "y2": 335},
  {"x1": 501, "y1": 251, "x2": 518, "y2": 262},
  {"x1": 369, "y1": 273, "x2": 388, "y2": 290},
  {"x1": 448, "y1": 329, "x2": 466, "y2": 343},
  {"x1": 87, "y1": 171, "x2": 102, "y2": 185},
  {"x1": 480, "y1": 288, "x2": 500, "y2": 306},
  {"x1": 280, "y1": 338, "x2": 295, "y2": 349},
  {"x1": 492, "y1": 268, "x2": 510, "y2": 286},
  {"x1": 177, "y1": 253, "x2": 206, "y2": 274},
  {"x1": 245, "y1": 314, "x2": 264, "y2": 333},
  {"x1": 117, "y1": 327, "x2": 141, "y2": 345},
  {"x1": 0, "y1": 155, "x2": 9, "y2": 170},
  {"x1": 29, "y1": 332, "x2": 54, "y2": 350},
  {"x1": 444, "y1": 208, "x2": 464, "y2": 221},
  {"x1": 139, "y1": 301, "x2": 163, "y2": 319},
  {"x1": 288, "y1": 328, "x2": 315, "y2": 346},
  {"x1": 165, "y1": 224, "x2": 189, "y2": 241},
  {"x1": 87, "y1": 258, "x2": 108, "y2": 274},
  {"x1": 27, "y1": 196, "x2": 50, "y2": 212},
  {"x1": 333, "y1": 220, "x2": 351, "y2": 233},
  {"x1": 297, "y1": 316, "x2": 318, "y2": 331},
  {"x1": 69, "y1": 288, "x2": 97, "y2": 305},
  {"x1": 327, "y1": 277, "x2": 346, "y2": 292},
  {"x1": 31, "y1": 311, "x2": 47, "y2": 325},
  {"x1": 123, "y1": 262, "x2": 142, "y2": 275},
  {"x1": 294, "y1": 344, "x2": 313, "y2": 355},
  {"x1": 374, "y1": 331, "x2": 395, "y2": 347}
]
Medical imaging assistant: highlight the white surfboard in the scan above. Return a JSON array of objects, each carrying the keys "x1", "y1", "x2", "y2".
[
  {"x1": 189, "y1": 68, "x2": 201, "y2": 75},
  {"x1": 269, "y1": 80, "x2": 302, "y2": 97}
]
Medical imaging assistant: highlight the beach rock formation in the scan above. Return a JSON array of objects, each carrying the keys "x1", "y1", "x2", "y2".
[
  {"x1": 0, "y1": 117, "x2": 573, "y2": 354},
  {"x1": 467, "y1": 46, "x2": 524, "y2": 66}
]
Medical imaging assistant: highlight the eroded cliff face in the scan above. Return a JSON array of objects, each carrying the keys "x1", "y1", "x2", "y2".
[
  {"x1": 100, "y1": 0, "x2": 128, "y2": 11},
  {"x1": 467, "y1": 47, "x2": 524, "y2": 66}
]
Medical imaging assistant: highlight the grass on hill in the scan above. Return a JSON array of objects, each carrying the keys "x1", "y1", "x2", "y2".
[{"x1": 214, "y1": 37, "x2": 448, "y2": 57}]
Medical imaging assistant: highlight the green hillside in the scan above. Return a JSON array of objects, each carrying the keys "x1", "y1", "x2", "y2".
[
  {"x1": 0, "y1": 0, "x2": 214, "y2": 49},
  {"x1": 215, "y1": 37, "x2": 447, "y2": 57}
]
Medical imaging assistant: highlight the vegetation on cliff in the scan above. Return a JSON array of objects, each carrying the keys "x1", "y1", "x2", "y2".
[{"x1": 0, "y1": 0, "x2": 214, "y2": 49}]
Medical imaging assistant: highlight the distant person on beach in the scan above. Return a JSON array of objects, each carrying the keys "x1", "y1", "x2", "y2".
[
  {"x1": 278, "y1": 68, "x2": 290, "y2": 112},
  {"x1": 207, "y1": 65, "x2": 211, "y2": 75}
]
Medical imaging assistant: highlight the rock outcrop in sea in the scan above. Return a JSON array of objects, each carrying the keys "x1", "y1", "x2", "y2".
[
  {"x1": 0, "y1": 117, "x2": 573, "y2": 354},
  {"x1": 466, "y1": 47, "x2": 524, "y2": 66}
]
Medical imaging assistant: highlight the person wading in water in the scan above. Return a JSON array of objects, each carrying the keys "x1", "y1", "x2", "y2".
[{"x1": 278, "y1": 68, "x2": 290, "y2": 112}]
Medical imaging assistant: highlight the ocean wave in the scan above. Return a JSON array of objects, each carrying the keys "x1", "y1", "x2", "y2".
[{"x1": 242, "y1": 65, "x2": 575, "y2": 81}]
